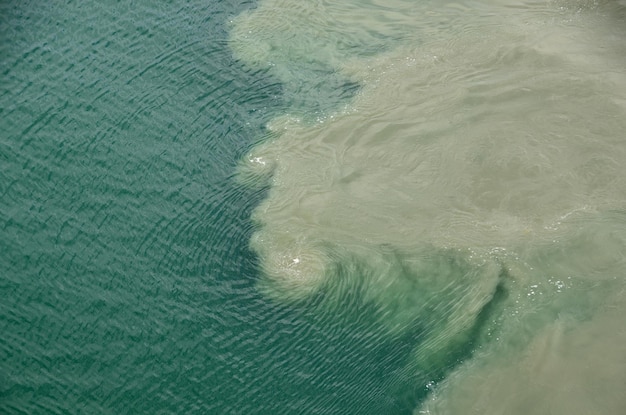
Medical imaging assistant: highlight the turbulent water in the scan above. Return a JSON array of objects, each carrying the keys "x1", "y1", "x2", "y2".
[{"x1": 2, "y1": 0, "x2": 626, "y2": 414}]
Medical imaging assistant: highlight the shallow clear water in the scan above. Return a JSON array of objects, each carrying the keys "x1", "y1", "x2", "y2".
[{"x1": 2, "y1": 0, "x2": 626, "y2": 414}]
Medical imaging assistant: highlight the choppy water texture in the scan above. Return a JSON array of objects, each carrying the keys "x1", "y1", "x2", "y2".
[{"x1": 2, "y1": 0, "x2": 626, "y2": 414}]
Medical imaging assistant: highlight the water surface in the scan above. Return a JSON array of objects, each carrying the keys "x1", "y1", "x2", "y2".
[{"x1": 2, "y1": 0, "x2": 626, "y2": 414}]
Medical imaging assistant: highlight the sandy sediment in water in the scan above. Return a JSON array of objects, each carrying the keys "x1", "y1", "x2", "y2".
[{"x1": 230, "y1": 0, "x2": 626, "y2": 412}]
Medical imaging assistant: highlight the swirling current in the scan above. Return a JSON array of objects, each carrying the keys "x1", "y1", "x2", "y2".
[{"x1": 2, "y1": 0, "x2": 626, "y2": 414}]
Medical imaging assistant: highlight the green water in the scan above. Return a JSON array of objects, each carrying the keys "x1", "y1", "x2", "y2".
[
  {"x1": 1, "y1": 0, "x2": 281, "y2": 412},
  {"x1": 2, "y1": 0, "x2": 626, "y2": 414}
]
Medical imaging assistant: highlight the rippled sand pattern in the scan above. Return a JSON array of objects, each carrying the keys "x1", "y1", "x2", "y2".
[{"x1": 232, "y1": 0, "x2": 626, "y2": 412}]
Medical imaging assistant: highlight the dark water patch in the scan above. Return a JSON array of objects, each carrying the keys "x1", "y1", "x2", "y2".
[{"x1": 0, "y1": 0, "x2": 286, "y2": 414}]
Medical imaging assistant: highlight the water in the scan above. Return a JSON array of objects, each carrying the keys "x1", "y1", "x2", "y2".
[{"x1": 2, "y1": 0, "x2": 626, "y2": 414}]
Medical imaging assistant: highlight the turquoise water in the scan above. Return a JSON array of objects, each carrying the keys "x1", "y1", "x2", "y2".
[
  {"x1": 0, "y1": 1, "x2": 415, "y2": 413},
  {"x1": 3, "y1": 0, "x2": 626, "y2": 414},
  {"x1": 1, "y1": 0, "x2": 279, "y2": 412}
]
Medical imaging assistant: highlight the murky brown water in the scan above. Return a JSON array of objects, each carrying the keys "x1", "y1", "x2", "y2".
[{"x1": 231, "y1": 1, "x2": 626, "y2": 413}]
